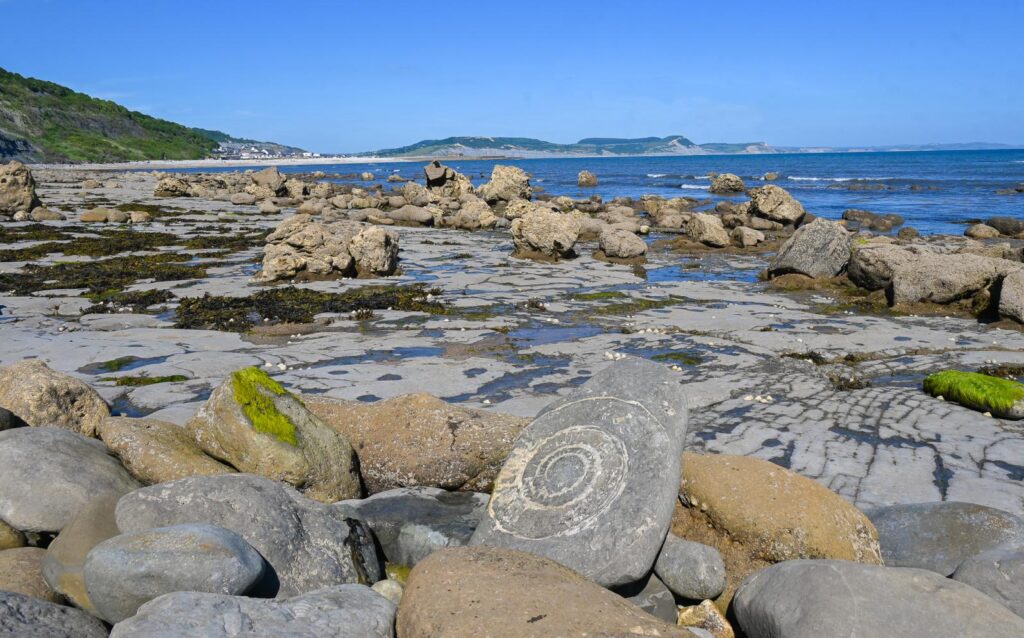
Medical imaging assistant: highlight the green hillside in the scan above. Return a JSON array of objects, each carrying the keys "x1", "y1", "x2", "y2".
[
  {"x1": 0, "y1": 67, "x2": 219, "y2": 163},
  {"x1": 363, "y1": 134, "x2": 762, "y2": 157}
]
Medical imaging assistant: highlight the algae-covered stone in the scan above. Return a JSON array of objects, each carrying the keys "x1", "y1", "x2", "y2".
[
  {"x1": 42, "y1": 495, "x2": 120, "y2": 613},
  {"x1": 673, "y1": 452, "x2": 882, "y2": 609},
  {"x1": 187, "y1": 367, "x2": 360, "y2": 502},
  {"x1": 115, "y1": 473, "x2": 382, "y2": 597},
  {"x1": 84, "y1": 523, "x2": 266, "y2": 623},
  {"x1": 99, "y1": 416, "x2": 235, "y2": 484},
  {"x1": 0, "y1": 359, "x2": 109, "y2": 436},
  {"x1": 923, "y1": 370, "x2": 1024, "y2": 419}
]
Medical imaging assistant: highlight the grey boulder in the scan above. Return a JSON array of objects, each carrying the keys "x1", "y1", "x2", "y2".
[
  {"x1": 114, "y1": 473, "x2": 382, "y2": 597},
  {"x1": 0, "y1": 590, "x2": 108, "y2": 638},
  {"x1": 654, "y1": 534, "x2": 727, "y2": 600},
  {"x1": 84, "y1": 523, "x2": 266, "y2": 624},
  {"x1": 733, "y1": 559, "x2": 1024, "y2": 638},
  {"x1": 953, "y1": 545, "x2": 1024, "y2": 617},
  {"x1": 768, "y1": 218, "x2": 851, "y2": 279},
  {"x1": 0, "y1": 428, "x2": 140, "y2": 533},
  {"x1": 471, "y1": 357, "x2": 688, "y2": 587},
  {"x1": 336, "y1": 487, "x2": 488, "y2": 567},
  {"x1": 868, "y1": 501, "x2": 1024, "y2": 575},
  {"x1": 109, "y1": 584, "x2": 396, "y2": 638}
]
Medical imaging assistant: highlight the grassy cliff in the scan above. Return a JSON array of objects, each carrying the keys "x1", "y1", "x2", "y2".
[{"x1": 0, "y1": 67, "x2": 219, "y2": 163}]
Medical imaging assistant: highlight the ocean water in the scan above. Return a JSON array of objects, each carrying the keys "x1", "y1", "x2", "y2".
[{"x1": 186, "y1": 149, "x2": 1024, "y2": 235}]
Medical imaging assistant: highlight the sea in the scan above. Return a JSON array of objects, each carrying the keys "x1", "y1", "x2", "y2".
[{"x1": 187, "y1": 149, "x2": 1024, "y2": 235}]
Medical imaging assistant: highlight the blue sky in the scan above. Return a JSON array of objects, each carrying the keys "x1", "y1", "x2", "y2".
[{"x1": 3, "y1": 0, "x2": 1023, "y2": 152}]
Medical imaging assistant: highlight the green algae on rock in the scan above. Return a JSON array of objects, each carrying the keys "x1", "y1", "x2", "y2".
[
  {"x1": 923, "y1": 370, "x2": 1024, "y2": 419},
  {"x1": 231, "y1": 367, "x2": 297, "y2": 445}
]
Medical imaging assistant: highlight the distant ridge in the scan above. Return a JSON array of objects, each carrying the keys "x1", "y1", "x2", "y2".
[
  {"x1": 0, "y1": 67, "x2": 302, "y2": 163},
  {"x1": 362, "y1": 135, "x2": 773, "y2": 158}
]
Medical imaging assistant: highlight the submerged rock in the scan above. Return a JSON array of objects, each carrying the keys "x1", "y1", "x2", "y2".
[
  {"x1": 0, "y1": 428, "x2": 140, "y2": 533},
  {"x1": 733, "y1": 559, "x2": 1024, "y2": 638},
  {"x1": 868, "y1": 501, "x2": 1024, "y2": 575},
  {"x1": 471, "y1": 357, "x2": 688, "y2": 587},
  {"x1": 109, "y1": 584, "x2": 396, "y2": 638},
  {"x1": 187, "y1": 367, "x2": 360, "y2": 502},
  {"x1": 397, "y1": 546, "x2": 695, "y2": 638},
  {"x1": 115, "y1": 473, "x2": 382, "y2": 597},
  {"x1": 305, "y1": 393, "x2": 527, "y2": 494},
  {"x1": 0, "y1": 359, "x2": 109, "y2": 436}
]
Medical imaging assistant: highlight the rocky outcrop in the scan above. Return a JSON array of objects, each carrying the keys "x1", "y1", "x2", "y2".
[
  {"x1": 153, "y1": 176, "x2": 192, "y2": 197},
  {"x1": 577, "y1": 170, "x2": 598, "y2": 187},
  {"x1": 686, "y1": 212, "x2": 730, "y2": 247},
  {"x1": 0, "y1": 161, "x2": 41, "y2": 215},
  {"x1": 257, "y1": 214, "x2": 399, "y2": 281},
  {"x1": 478, "y1": 165, "x2": 531, "y2": 203},
  {"x1": 187, "y1": 367, "x2": 360, "y2": 503},
  {"x1": 510, "y1": 208, "x2": 581, "y2": 260},
  {"x1": 889, "y1": 250, "x2": 1021, "y2": 305},
  {"x1": 709, "y1": 173, "x2": 745, "y2": 194},
  {"x1": 396, "y1": 546, "x2": 694, "y2": 638},
  {"x1": 0, "y1": 359, "x2": 109, "y2": 436},
  {"x1": 597, "y1": 227, "x2": 647, "y2": 260},
  {"x1": 424, "y1": 161, "x2": 473, "y2": 199},
  {"x1": 748, "y1": 184, "x2": 805, "y2": 224},
  {"x1": 842, "y1": 209, "x2": 904, "y2": 232},
  {"x1": 305, "y1": 393, "x2": 527, "y2": 495},
  {"x1": 768, "y1": 218, "x2": 851, "y2": 279}
]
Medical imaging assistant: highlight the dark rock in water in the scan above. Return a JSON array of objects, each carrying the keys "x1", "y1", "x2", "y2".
[
  {"x1": 115, "y1": 473, "x2": 383, "y2": 597},
  {"x1": 953, "y1": 545, "x2": 1024, "y2": 617},
  {"x1": 109, "y1": 584, "x2": 396, "y2": 638},
  {"x1": 471, "y1": 357, "x2": 688, "y2": 587},
  {"x1": 84, "y1": 523, "x2": 266, "y2": 624},
  {"x1": 614, "y1": 571, "x2": 679, "y2": 624},
  {"x1": 867, "y1": 501, "x2": 1024, "y2": 576},
  {"x1": 654, "y1": 534, "x2": 727, "y2": 601},
  {"x1": 0, "y1": 590, "x2": 108, "y2": 638},
  {"x1": 0, "y1": 428, "x2": 140, "y2": 534},
  {"x1": 842, "y1": 208, "x2": 904, "y2": 231},
  {"x1": 734, "y1": 559, "x2": 1024, "y2": 638},
  {"x1": 768, "y1": 218, "x2": 851, "y2": 279},
  {"x1": 986, "y1": 216, "x2": 1024, "y2": 236},
  {"x1": 336, "y1": 487, "x2": 488, "y2": 567}
]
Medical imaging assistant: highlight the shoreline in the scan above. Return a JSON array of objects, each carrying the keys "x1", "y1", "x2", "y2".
[{"x1": 26, "y1": 155, "x2": 417, "y2": 171}]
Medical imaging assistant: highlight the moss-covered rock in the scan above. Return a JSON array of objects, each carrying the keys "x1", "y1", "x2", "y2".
[
  {"x1": 923, "y1": 370, "x2": 1024, "y2": 419},
  {"x1": 187, "y1": 367, "x2": 361, "y2": 502}
]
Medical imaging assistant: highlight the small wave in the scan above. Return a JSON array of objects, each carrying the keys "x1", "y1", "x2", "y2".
[
  {"x1": 647, "y1": 173, "x2": 668, "y2": 178},
  {"x1": 679, "y1": 184, "x2": 709, "y2": 190},
  {"x1": 788, "y1": 176, "x2": 893, "y2": 182}
]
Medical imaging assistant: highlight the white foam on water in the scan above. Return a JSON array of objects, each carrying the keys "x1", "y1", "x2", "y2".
[
  {"x1": 646, "y1": 173, "x2": 668, "y2": 178},
  {"x1": 788, "y1": 176, "x2": 893, "y2": 182},
  {"x1": 679, "y1": 185, "x2": 709, "y2": 190}
]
